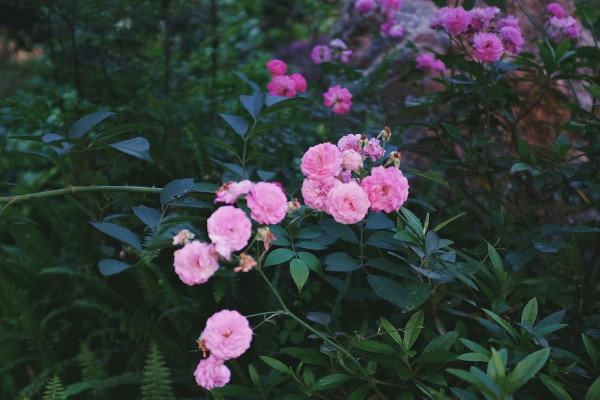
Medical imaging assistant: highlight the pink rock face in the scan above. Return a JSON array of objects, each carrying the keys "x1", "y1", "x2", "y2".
[
  {"x1": 326, "y1": 181, "x2": 370, "y2": 224},
  {"x1": 246, "y1": 182, "x2": 288, "y2": 225},
  {"x1": 472, "y1": 32, "x2": 504, "y2": 64},
  {"x1": 173, "y1": 241, "x2": 219, "y2": 285},
  {"x1": 266, "y1": 59, "x2": 287, "y2": 76},
  {"x1": 301, "y1": 142, "x2": 343, "y2": 179},
  {"x1": 202, "y1": 310, "x2": 253, "y2": 360},
  {"x1": 323, "y1": 86, "x2": 353, "y2": 115},
  {"x1": 194, "y1": 355, "x2": 231, "y2": 390},
  {"x1": 361, "y1": 166, "x2": 409, "y2": 213},
  {"x1": 266, "y1": 75, "x2": 297, "y2": 98},
  {"x1": 207, "y1": 206, "x2": 252, "y2": 260},
  {"x1": 301, "y1": 177, "x2": 341, "y2": 211}
]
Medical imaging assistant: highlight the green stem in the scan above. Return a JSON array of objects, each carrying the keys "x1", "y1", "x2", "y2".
[
  {"x1": 255, "y1": 266, "x2": 387, "y2": 399},
  {"x1": 0, "y1": 185, "x2": 162, "y2": 205}
]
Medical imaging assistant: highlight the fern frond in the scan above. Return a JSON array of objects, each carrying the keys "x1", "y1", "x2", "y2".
[
  {"x1": 141, "y1": 343, "x2": 175, "y2": 400},
  {"x1": 78, "y1": 343, "x2": 107, "y2": 381},
  {"x1": 42, "y1": 375, "x2": 65, "y2": 400}
]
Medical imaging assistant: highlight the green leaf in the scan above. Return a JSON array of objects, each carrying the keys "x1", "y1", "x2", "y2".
[
  {"x1": 312, "y1": 374, "x2": 351, "y2": 391},
  {"x1": 404, "y1": 311, "x2": 424, "y2": 350},
  {"x1": 240, "y1": 93, "x2": 265, "y2": 120},
  {"x1": 433, "y1": 213, "x2": 467, "y2": 232},
  {"x1": 487, "y1": 243, "x2": 505, "y2": 285},
  {"x1": 109, "y1": 137, "x2": 153, "y2": 162},
  {"x1": 511, "y1": 162, "x2": 532, "y2": 173},
  {"x1": 582, "y1": 333, "x2": 599, "y2": 364},
  {"x1": 482, "y1": 309, "x2": 518, "y2": 341},
  {"x1": 264, "y1": 248, "x2": 295, "y2": 267},
  {"x1": 450, "y1": 388, "x2": 479, "y2": 400},
  {"x1": 70, "y1": 111, "x2": 115, "y2": 139},
  {"x1": 489, "y1": 348, "x2": 506, "y2": 378},
  {"x1": 200, "y1": 136, "x2": 238, "y2": 156},
  {"x1": 90, "y1": 222, "x2": 142, "y2": 251},
  {"x1": 406, "y1": 168, "x2": 449, "y2": 189},
  {"x1": 348, "y1": 385, "x2": 370, "y2": 400},
  {"x1": 98, "y1": 259, "x2": 132, "y2": 276},
  {"x1": 456, "y1": 353, "x2": 490, "y2": 362},
  {"x1": 190, "y1": 182, "x2": 220, "y2": 193},
  {"x1": 459, "y1": 339, "x2": 491, "y2": 357},
  {"x1": 380, "y1": 317, "x2": 403, "y2": 348},
  {"x1": 297, "y1": 252, "x2": 322, "y2": 275},
  {"x1": 483, "y1": 0, "x2": 505, "y2": 11},
  {"x1": 506, "y1": 347, "x2": 551, "y2": 393},
  {"x1": 219, "y1": 113, "x2": 248, "y2": 137},
  {"x1": 585, "y1": 375, "x2": 600, "y2": 400},
  {"x1": 260, "y1": 96, "x2": 305, "y2": 116},
  {"x1": 319, "y1": 218, "x2": 358, "y2": 243},
  {"x1": 290, "y1": 259, "x2": 310, "y2": 292},
  {"x1": 132, "y1": 205, "x2": 161, "y2": 228},
  {"x1": 423, "y1": 331, "x2": 459, "y2": 353},
  {"x1": 160, "y1": 178, "x2": 194, "y2": 206},
  {"x1": 259, "y1": 356, "x2": 293, "y2": 375},
  {"x1": 355, "y1": 340, "x2": 396, "y2": 354},
  {"x1": 367, "y1": 275, "x2": 430, "y2": 311},
  {"x1": 538, "y1": 373, "x2": 574, "y2": 400},
  {"x1": 583, "y1": 84, "x2": 600, "y2": 101},
  {"x1": 521, "y1": 298, "x2": 538, "y2": 326},
  {"x1": 325, "y1": 252, "x2": 360, "y2": 272},
  {"x1": 400, "y1": 208, "x2": 424, "y2": 238}
]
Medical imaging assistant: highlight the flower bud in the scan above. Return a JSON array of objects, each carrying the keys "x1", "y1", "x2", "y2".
[
  {"x1": 358, "y1": 134, "x2": 370, "y2": 153},
  {"x1": 234, "y1": 253, "x2": 257, "y2": 273},
  {"x1": 378, "y1": 126, "x2": 392, "y2": 142},
  {"x1": 384, "y1": 151, "x2": 402, "y2": 168},
  {"x1": 287, "y1": 198, "x2": 301, "y2": 213},
  {"x1": 256, "y1": 227, "x2": 276, "y2": 251},
  {"x1": 173, "y1": 229, "x2": 196, "y2": 245}
]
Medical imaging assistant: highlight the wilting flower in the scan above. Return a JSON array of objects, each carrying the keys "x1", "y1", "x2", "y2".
[
  {"x1": 234, "y1": 253, "x2": 256, "y2": 273},
  {"x1": 500, "y1": 25, "x2": 524, "y2": 55},
  {"x1": 257, "y1": 227, "x2": 275, "y2": 251},
  {"x1": 173, "y1": 229, "x2": 195, "y2": 245},
  {"x1": 469, "y1": 7, "x2": 500, "y2": 31}
]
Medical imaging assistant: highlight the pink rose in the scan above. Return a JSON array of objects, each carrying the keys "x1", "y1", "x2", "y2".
[
  {"x1": 323, "y1": 86, "x2": 353, "y2": 115},
  {"x1": 430, "y1": 7, "x2": 451, "y2": 29},
  {"x1": 342, "y1": 150, "x2": 363, "y2": 171},
  {"x1": 547, "y1": 16, "x2": 580, "y2": 41},
  {"x1": 497, "y1": 15, "x2": 520, "y2": 30},
  {"x1": 311, "y1": 45, "x2": 331, "y2": 64},
  {"x1": 547, "y1": 3, "x2": 565, "y2": 18},
  {"x1": 341, "y1": 50, "x2": 353, "y2": 63},
  {"x1": 207, "y1": 206, "x2": 252, "y2": 260},
  {"x1": 500, "y1": 26, "x2": 523, "y2": 55},
  {"x1": 202, "y1": 310, "x2": 253, "y2": 360},
  {"x1": 337, "y1": 133, "x2": 360, "y2": 152},
  {"x1": 355, "y1": 0, "x2": 376, "y2": 13},
  {"x1": 443, "y1": 7, "x2": 472, "y2": 36},
  {"x1": 215, "y1": 180, "x2": 254, "y2": 204},
  {"x1": 301, "y1": 177, "x2": 340, "y2": 211},
  {"x1": 301, "y1": 142, "x2": 343, "y2": 179},
  {"x1": 267, "y1": 59, "x2": 287, "y2": 76},
  {"x1": 381, "y1": 22, "x2": 404, "y2": 37},
  {"x1": 246, "y1": 182, "x2": 288, "y2": 225},
  {"x1": 416, "y1": 53, "x2": 446, "y2": 73},
  {"x1": 326, "y1": 181, "x2": 370, "y2": 224},
  {"x1": 194, "y1": 355, "x2": 231, "y2": 390},
  {"x1": 366, "y1": 137, "x2": 384, "y2": 161},
  {"x1": 290, "y1": 73, "x2": 307, "y2": 93},
  {"x1": 469, "y1": 7, "x2": 500, "y2": 31},
  {"x1": 266, "y1": 75, "x2": 297, "y2": 98},
  {"x1": 173, "y1": 241, "x2": 219, "y2": 285},
  {"x1": 361, "y1": 166, "x2": 409, "y2": 213},
  {"x1": 472, "y1": 33, "x2": 504, "y2": 64}
]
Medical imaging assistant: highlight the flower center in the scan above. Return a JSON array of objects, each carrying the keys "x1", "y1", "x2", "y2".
[{"x1": 222, "y1": 329, "x2": 233, "y2": 338}]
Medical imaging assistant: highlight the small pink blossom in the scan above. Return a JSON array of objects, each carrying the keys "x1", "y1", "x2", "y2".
[
  {"x1": 194, "y1": 355, "x2": 231, "y2": 390},
  {"x1": 301, "y1": 142, "x2": 343, "y2": 179},
  {"x1": 202, "y1": 310, "x2": 253, "y2": 360},
  {"x1": 469, "y1": 7, "x2": 500, "y2": 31},
  {"x1": 173, "y1": 229, "x2": 195, "y2": 245},
  {"x1": 311, "y1": 45, "x2": 331, "y2": 64},
  {"x1": 547, "y1": 3, "x2": 565, "y2": 18},
  {"x1": 173, "y1": 241, "x2": 219, "y2": 285},
  {"x1": 547, "y1": 16, "x2": 580, "y2": 41},
  {"x1": 443, "y1": 7, "x2": 472, "y2": 36},
  {"x1": 500, "y1": 25, "x2": 524, "y2": 55},
  {"x1": 497, "y1": 15, "x2": 520, "y2": 30},
  {"x1": 337, "y1": 133, "x2": 361, "y2": 152},
  {"x1": 361, "y1": 166, "x2": 409, "y2": 213},
  {"x1": 207, "y1": 206, "x2": 252, "y2": 260},
  {"x1": 355, "y1": 0, "x2": 376, "y2": 13},
  {"x1": 215, "y1": 180, "x2": 254, "y2": 204},
  {"x1": 323, "y1": 86, "x2": 353, "y2": 115},
  {"x1": 416, "y1": 53, "x2": 446, "y2": 73},
  {"x1": 342, "y1": 150, "x2": 363, "y2": 171},
  {"x1": 266, "y1": 75, "x2": 297, "y2": 98},
  {"x1": 472, "y1": 33, "x2": 504, "y2": 64},
  {"x1": 430, "y1": 7, "x2": 450, "y2": 29},
  {"x1": 266, "y1": 59, "x2": 287, "y2": 76},
  {"x1": 246, "y1": 182, "x2": 288, "y2": 225},
  {"x1": 287, "y1": 198, "x2": 301, "y2": 213},
  {"x1": 341, "y1": 50, "x2": 353, "y2": 63},
  {"x1": 290, "y1": 73, "x2": 307, "y2": 93},
  {"x1": 326, "y1": 181, "x2": 370, "y2": 224},
  {"x1": 381, "y1": 22, "x2": 404, "y2": 37},
  {"x1": 367, "y1": 138, "x2": 384, "y2": 161},
  {"x1": 301, "y1": 177, "x2": 341, "y2": 211}
]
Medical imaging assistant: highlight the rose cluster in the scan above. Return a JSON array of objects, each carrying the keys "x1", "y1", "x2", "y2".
[
  {"x1": 415, "y1": 53, "x2": 446, "y2": 74},
  {"x1": 430, "y1": 5, "x2": 524, "y2": 64},
  {"x1": 266, "y1": 59, "x2": 307, "y2": 98},
  {"x1": 300, "y1": 131, "x2": 409, "y2": 225},
  {"x1": 194, "y1": 310, "x2": 253, "y2": 390},
  {"x1": 311, "y1": 38, "x2": 353, "y2": 64},
  {"x1": 545, "y1": 2, "x2": 580, "y2": 42},
  {"x1": 172, "y1": 180, "x2": 292, "y2": 285},
  {"x1": 354, "y1": 0, "x2": 404, "y2": 38}
]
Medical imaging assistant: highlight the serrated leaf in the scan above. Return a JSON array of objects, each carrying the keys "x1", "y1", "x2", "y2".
[
  {"x1": 264, "y1": 248, "x2": 294, "y2": 267},
  {"x1": 70, "y1": 111, "x2": 115, "y2": 139},
  {"x1": 109, "y1": 137, "x2": 153, "y2": 162},
  {"x1": 90, "y1": 222, "x2": 142, "y2": 251},
  {"x1": 219, "y1": 114, "x2": 248, "y2": 137},
  {"x1": 290, "y1": 258, "x2": 309, "y2": 292},
  {"x1": 98, "y1": 259, "x2": 132, "y2": 276}
]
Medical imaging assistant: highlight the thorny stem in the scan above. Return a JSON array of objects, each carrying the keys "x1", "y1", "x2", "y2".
[{"x1": 255, "y1": 265, "x2": 387, "y2": 399}]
